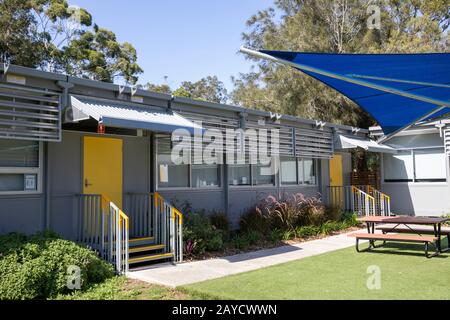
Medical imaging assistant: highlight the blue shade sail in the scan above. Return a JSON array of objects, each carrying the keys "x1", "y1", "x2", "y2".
[{"x1": 257, "y1": 49, "x2": 450, "y2": 135}]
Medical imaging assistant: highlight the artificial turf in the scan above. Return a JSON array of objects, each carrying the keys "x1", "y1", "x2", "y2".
[{"x1": 183, "y1": 239, "x2": 450, "y2": 300}]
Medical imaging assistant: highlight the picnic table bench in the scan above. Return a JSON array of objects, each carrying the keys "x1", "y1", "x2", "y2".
[
  {"x1": 349, "y1": 233, "x2": 438, "y2": 258},
  {"x1": 349, "y1": 216, "x2": 450, "y2": 258}
]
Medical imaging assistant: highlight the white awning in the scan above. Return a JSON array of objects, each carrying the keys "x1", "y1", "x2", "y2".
[
  {"x1": 66, "y1": 96, "x2": 203, "y2": 134},
  {"x1": 334, "y1": 134, "x2": 397, "y2": 153}
]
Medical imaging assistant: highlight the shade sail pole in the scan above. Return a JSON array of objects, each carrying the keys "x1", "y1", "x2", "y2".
[{"x1": 239, "y1": 47, "x2": 450, "y2": 109}]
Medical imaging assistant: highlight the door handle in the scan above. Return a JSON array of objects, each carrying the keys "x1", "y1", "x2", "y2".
[{"x1": 84, "y1": 178, "x2": 93, "y2": 188}]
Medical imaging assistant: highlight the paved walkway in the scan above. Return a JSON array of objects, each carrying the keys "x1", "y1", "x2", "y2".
[{"x1": 127, "y1": 229, "x2": 362, "y2": 287}]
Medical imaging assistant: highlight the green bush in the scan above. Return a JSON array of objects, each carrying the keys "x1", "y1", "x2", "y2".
[
  {"x1": 239, "y1": 207, "x2": 269, "y2": 234},
  {"x1": 0, "y1": 231, "x2": 114, "y2": 300},
  {"x1": 210, "y1": 212, "x2": 230, "y2": 234},
  {"x1": 183, "y1": 212, "x2": 223, "y2": 254},
  {"x1": 325, "y1": 206, "x2": 342, "y2": 222}
]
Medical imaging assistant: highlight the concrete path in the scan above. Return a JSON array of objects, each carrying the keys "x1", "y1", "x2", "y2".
[{"x1": 127, "y1": 229, "x2": 363, "y2": 287}]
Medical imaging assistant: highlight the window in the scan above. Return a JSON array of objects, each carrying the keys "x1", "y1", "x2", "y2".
[
  {"x1": 192, "y1": 164, "x2": 220, "y2": 188},
  {"x1": 384, "y1": 148, "x2": 446, "y2": 183},
  {"x1": 156, "y1": 136, "x2": 221, "y2": 189},
  {"x1": 0, "y1": 139, "x2": 41, "y2": 193},
  {"x1": 252, "y1": 163, "x2": 275, "y2": 186},
  {"x1": 414, "y1": 148, "x2": 446, "y2": 182},
  {"x1": 157, "y1": 137, "x2": 189, "y2": 188},
  {"x1": 298, "y1": 158, "x2": 317, "y2": 185},
  {"x1": 383, "y1": 151, "x2": 414, "y2": 182},
  {"x1": 302, "y1": 159, "x2": 316, "y2": 185},
  {"x1": 280, "y1": 156, "x2": 297, "y2": 185},
  {"x1": 228, "y1": 164, "x2": 251, "y2": 186}
]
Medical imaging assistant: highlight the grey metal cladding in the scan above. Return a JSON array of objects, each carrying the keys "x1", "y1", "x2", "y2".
[
  {"x1": 295, "y1": 127, "x2": 333, "y2": 159},
  {"x1": 0, "y1": 83, "x2": 61, "y2": 141},
  {"x1": 245, "y1": 121, "x2": 294, "y2": 156}
]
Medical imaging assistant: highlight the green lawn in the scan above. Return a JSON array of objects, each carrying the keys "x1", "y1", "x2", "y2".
[{"x1": 183, "y1": 239, "x2": 450, "y2": 300}]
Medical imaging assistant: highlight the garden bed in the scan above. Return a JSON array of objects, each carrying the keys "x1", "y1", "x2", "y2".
[{"x1": 179, "y1": 193, "x2": 362, "y2": 262}]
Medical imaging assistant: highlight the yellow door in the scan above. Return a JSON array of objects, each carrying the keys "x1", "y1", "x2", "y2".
[
  {"x1": 83, "y1": 136, "x2": 123, "y2": 208},
  {"x1": 329, "y1": 154, "x2": 343, "y2": 207},
  {"x1": 329, "y1": 154, "x2": 343, "y2": 186}
]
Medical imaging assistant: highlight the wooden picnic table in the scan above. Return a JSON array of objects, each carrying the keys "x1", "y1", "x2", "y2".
[{"x1": 358, "y1": 215, "x2": 450, "y2": 253}]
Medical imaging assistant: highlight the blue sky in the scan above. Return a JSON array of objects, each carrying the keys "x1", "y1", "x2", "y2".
[{"x1": 71, "y1": 0, "x2": 275, "y2": 91}]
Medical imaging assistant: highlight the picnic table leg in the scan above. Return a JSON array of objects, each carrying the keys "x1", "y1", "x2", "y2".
[
  {"x1": 437, "y1": 223, "x2": 442, "y2": 253},
  {"x1": 366, "y1": 222, "x2": 375, "y2": 248}
]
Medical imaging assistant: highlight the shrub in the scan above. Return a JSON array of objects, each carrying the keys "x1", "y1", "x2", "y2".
[
  {"x1": 297, "y1": 194, "x2": 326, "y2": 226},
  {"x1": 183, "y1": 212, "x2": 223, "y2": 255},
  {"x1": 325, "y1": 206, "x2": 342, "y2": 222},
  {"x1": 239, "y1": 207, "x2": 269, "y2": 234},
  {"x1": 210, "y1": 212, "x2": 230, "y2": 234},
  {"x1": 295, "y1": 225, "x2": 320, "y2": 238},
  {"x1": 231, "y1": 230, "x2": 261, "y2": 250},
  {"x1": 0, "y1": 231, "x2": 114, "y2": 300},
  {"x1": 231, "y1": 234, "x2": 251, "y2": 250},
  {"x1": 254, "y1": 193, "x2": 326, "y2": 231}
]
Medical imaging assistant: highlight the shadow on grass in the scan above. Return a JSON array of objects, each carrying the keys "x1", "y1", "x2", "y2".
[{"x1": 355, "y1": 240, "x2": 449, "y2": 259}]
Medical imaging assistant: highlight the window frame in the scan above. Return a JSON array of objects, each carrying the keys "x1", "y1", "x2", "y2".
[
  {"x1": 0, "y1": 140, "x2": 43, "y2": 195},
  {"x1": 382, "y1": 146, "x2": 447, "y2": 184},
  {"x1": 279, "y1": 156, "x2": 318, "y2": 186},
  {"x1": 155, "y1": 136, "x2": 222, "y2": 190}
]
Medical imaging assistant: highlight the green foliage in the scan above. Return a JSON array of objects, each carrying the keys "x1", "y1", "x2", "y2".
[
  {"x1": 183, "y1": 212, "x2": 224, "y2": 255},
  {"x1": 147, "y1": 75, "x2": 229, "y2": 104},
  {"x1": 0, "y1": 231, "x2": 114, "y2": 300},
  {"x1": 210, "y1": 212, "x2": 230, "y2": 235},
  {"x1": 231, "y1": 230, "x2": 262, "y2": 249},
  {"x1": 256, "y1": 193, "x2": 326, "y2": 230},
  {"x1": 232, "y1": 0, "x2": 449, "y2": 128},
  {"x1": 0, "y1": 0, "x2": 142, "y2": 83},
  {"x1": 239, "y1": 207, "x2": 270, "y2": 234}
]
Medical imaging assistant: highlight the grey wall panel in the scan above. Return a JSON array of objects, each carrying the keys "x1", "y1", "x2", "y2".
[
  {"x1": 228, "y1": 187, "x2": 278, "y2": 228},
  {"x1": 50, "y1": 195, "x2": 77, "y2": 240},
  {"x1": 48, "y1": 131, "x2": 82, "y2": 238},
  {"x1": 341, "y1": 152, "x2": 352, "y2": 186},
  {"x1": 279, "y1": 186, "x2": 321, "y2": 198},
  {"x1": 49, "y1": 131, "x2": 82, "y2": 194},
  {"x1": 158, "y1": 189, "x2": 225, "y2": 214},
  {"x1": 123, "y1": 136, "x2": 151, "y2": 193},
  {"x1": 381, "y1": 183, "x2": 450, "y2": 216},
  {"x1": 0, "y1": 196, "x2": 45, "y2": 234}
]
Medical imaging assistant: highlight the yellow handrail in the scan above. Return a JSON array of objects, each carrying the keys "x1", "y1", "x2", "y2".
[
  {"x1": 172, "y1": 207, "x2": 183, "y2": 224},
  {"x1": 154, "y1": 192, "x2": 183, "y2": 224},
  {"x1": 102, "y1": 194, "x2": 129, "y2": 228}
]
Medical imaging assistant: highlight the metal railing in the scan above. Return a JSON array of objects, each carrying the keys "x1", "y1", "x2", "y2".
[
  {"x1": 126, "y1": 193, "x2": 155, "y2": 239},
  {"x1": 127, "y1": 192, "x2": 183, "y2": 263},
  {"x1": 351, "y1": 186, "x2": 376, "y2": 216},
  {"x1": 328, "y1": 185, "x2": 384, "y2": 216},
  {"x1": 77, "y1": 194, "x2": 129, "y2": 274},
  {"x1": 154, "y1": 192, "x2": 183, "y2": 262},
  {"x1": 355, "y1": 185, "x2": 391, "y2": 216}
]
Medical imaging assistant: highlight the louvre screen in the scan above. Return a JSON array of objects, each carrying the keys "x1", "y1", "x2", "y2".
[{"x1": 0, "y1": 84, "x2": 61, "y2": 141}]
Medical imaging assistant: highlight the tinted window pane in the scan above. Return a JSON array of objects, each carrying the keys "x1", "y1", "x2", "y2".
[
  {"x1": 0, "y1": 140, "x2": 39, "y2": 167},
  {"x1": 0, "y1": 174, "x2": 25, "y2": 191},
  {"x1": 281, "y1": 157, "x2": 297, "y2": 185},
  {"x1": 192, "y1": 164, "x2": 220, "y2": 188},
  {"x1": 228, "y1": 164, "x2": 251, "y2": 186},
  {"x1": 252, "y1": 163, "x2": 275, "y2": 186}
]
